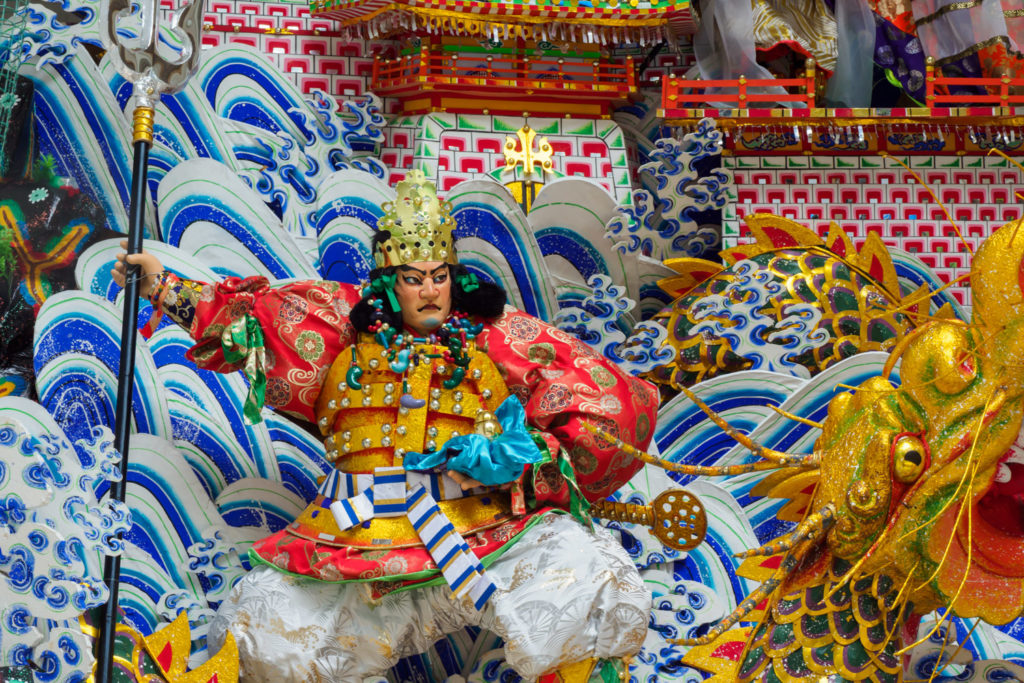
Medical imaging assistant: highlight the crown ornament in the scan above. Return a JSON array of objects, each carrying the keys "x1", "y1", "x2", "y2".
[{"x1": 375, "y1": 170, "x2": 458, "y2": 268}]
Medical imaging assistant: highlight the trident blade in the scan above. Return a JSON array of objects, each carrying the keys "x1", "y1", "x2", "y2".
[{"x1": 101, "y1": 0, "x2": 204, "y2": 104}]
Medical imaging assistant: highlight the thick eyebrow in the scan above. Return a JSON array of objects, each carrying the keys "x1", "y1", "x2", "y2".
[
  {"x1": 428, "y1": 265, "x2": 448, "y2": 276},
  {"x1": 397, "y1": 265, "x2": 427, "y2": 276}
]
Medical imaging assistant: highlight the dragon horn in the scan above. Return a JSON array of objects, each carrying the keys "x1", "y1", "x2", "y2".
[
  {"x1": 671, "y1": 505, "x2": 836, "y2": 647},
  {"x1": 582, "y1": 422, "x2": 815, "y2": 476},
  {"x1": 677, "y1": 386, "x2": 817, "y2": 466},
  {"x1": 734, "y1": 506, "x2": 836, "y2": 559}
]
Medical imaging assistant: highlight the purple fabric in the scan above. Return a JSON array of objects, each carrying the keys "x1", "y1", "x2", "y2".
[{"x1": 872, "y1": 11, "x2": 985, "y2": 103}]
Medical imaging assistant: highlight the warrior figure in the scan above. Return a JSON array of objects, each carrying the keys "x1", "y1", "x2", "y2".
[{"x1": 114, "y1": 171, "x2": 659, "y2": 682}]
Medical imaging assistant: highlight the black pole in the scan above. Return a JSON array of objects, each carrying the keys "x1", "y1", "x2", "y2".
[
  {"x1": 94, "y1": 109, "x2": 153, "y2": 683},
  {"x1": 637, "y1": 40, "x2": 667, "y2": 82}
]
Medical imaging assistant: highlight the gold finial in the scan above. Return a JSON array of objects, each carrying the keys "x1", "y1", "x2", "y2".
[
  {"x1": 375, "y1": 170, "x2": 457, "y2": 267},
  {"x1": 503, "y1": 125, "x2": 554, "y2": 179}
]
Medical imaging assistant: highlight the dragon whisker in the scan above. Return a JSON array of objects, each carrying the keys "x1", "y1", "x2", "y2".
[
  {"x1": 880, "y1": 274, "x2": 972, "y2": 319},
  {"x1": 823, "y1": 545, "x2": 879, "y2": 603},
  {"x1": 900, "y1": 446, "x2": 981, "y2": 657},
  {"x1": 899, "y1": 389, "x2": 997, "y2": 546},
  {"x1": 767, "y1": 404, "x2": 823, "y2": 430},
  {"x1": 670, "y1": 544, "x2": 804, "y2": 647},
  {"x1": 734, "y1": 506, "x2": 835, "y2": 559},
  {"x1": 676, "y1": 386, "x2": 817, "y2": 466},
  {"x1": 582, "y1": 422, "x2": 817, "y2": 476},
  {"x1": 935, "y1": 617, "x2": 982, "y2": 683},
  {"x1": 881, "y1": 152, "x2": 972, "y2": 255},
  {"x1": 987, "y1": 150, "x2": 1024, "y2": 246},
  {"x1": 678, "y1": 506, "x2": 837, "y2": 648}
]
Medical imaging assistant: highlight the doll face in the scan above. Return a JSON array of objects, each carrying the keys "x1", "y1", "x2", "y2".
[{"x1": 394, "y1": 261, "x2": 452, "y2": 336}]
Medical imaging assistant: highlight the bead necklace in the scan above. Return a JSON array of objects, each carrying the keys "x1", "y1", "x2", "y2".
[{"x1": 345, "y1": 298, "x2": 484, "y2": 408}]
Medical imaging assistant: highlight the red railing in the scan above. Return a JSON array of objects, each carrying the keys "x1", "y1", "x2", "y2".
[
  {"x1": 372, "y1": 49, "x2": 635, "y2": 99},
  {"x1": 661, "y1": 59, "x2": 816, "y2": 112},
  {"x1": 925, "y1": 56, "x2": 1024, "y2": 106}
]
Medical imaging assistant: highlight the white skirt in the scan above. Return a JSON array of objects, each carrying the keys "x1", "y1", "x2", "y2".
[{"x1": 207, "y1": 514, "x2": 649, "y2": 682}]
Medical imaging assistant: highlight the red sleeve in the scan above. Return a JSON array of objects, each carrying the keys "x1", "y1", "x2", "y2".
[
  {"x1": 478, "y1": 309, "x2": 659, "y2": 507},
  {"x1": 155, "y1": 273, "x2": 362, "y2": 424}
]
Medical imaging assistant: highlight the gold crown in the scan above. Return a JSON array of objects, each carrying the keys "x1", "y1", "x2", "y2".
[{"x1": 375, "y1": 170, "x2": 457, "y2": 268}]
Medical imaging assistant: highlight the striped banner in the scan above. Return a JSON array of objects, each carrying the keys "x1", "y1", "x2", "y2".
[
  {"x1": 330, "y1": 489, "x2": 374, "y2": 529},
  {"x1": 373, "y1": 466, "x2": 407, "y2": 517},
  {"x1": 407, "y1": 484, "x2": 496, "y2": 610},
  {"x1": 318, "y1": 469, "x2": 372, "y2": 502}
]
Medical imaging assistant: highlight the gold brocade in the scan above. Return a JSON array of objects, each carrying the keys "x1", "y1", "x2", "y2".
[
  {"x1": 914, "y1": 0, "x2": 983, "y2": 26},
  {"x1": 296, "y1": 334, "x2": 512, "y2": 548},
  {"x1": 752, "y1": 0, "x2": 837, "y2": 71}
]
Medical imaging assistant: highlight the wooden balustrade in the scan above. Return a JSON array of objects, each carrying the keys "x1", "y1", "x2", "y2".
[
  {"x1": 925, "y1": 56, "x2": 1024, "y2": 107},
  {"x1": 371, "y1": 48, "x2": 635, "y2": 110},
  {"x1": 660, "y1": 59, "x2": 816, "y2": 112}
]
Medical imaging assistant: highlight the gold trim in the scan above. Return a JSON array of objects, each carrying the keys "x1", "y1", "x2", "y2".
[
  {"x1": 661, "y1": 113, "x2": 1024, "y2": 128},
  {"x1": 915, "y1": 0, "x2": 982, "y2": 27},
  {"x1": 290, "y1": 492, "x2": 515, "y2": 548},
  {"x1": 1006, "y1": 9, "x2": 1024, "y2": 17},
  {"x1": 131, "y1": 106, "x2": 155, "y2": 145},
  {"x1": 933, "y1": 33, "x2": 1024, "y2": 66}
]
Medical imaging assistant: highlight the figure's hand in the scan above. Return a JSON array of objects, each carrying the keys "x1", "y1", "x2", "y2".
[
  {"x1": 447, "y1": 469, "x2": 516, "y2": 491},
  {"x1": 112, "y1": 239, "x2": 164, "y2": 299},
  {"x1": 447, "y1": 470, "x2": 485, "y2": 491}
]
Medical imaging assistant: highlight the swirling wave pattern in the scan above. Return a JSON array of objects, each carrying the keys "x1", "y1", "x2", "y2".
[
  {"x1": 605, "y1": 119, "x2": 732, "y2": 266},
  {"x1": 159, "y1": 159, "x2": 321, "y2": 281},
  {"x1": 446, "y1": 181, "x2": 558, "y2": 320},
  {"x1": 24, "y1": 54, "x2": 136, "y2": 237},
  {"x1": 34, "y1": 291, "x2": 172, "y2": 445},
  {"x1": 0, "y1": 398, "x2": 128, "y2": 678},
  {"x1": 315, "y1": 169, "x2": 389, "y2": 283}
]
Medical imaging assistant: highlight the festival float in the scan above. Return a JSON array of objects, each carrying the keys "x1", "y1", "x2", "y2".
[{"x1": 3, "y1": 0, "x2": 1024, "y2": 681}]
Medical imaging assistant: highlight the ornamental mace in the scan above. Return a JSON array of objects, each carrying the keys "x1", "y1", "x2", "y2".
[{"x1": 96, "y1": 0, "x2": 203, "y2": 679}]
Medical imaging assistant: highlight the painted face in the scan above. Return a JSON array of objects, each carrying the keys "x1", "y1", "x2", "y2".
[{"x1": 393, "y1": 261, "x2": 452, "y2": 336}]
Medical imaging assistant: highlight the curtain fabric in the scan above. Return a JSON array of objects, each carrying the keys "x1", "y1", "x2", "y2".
[
  {"x1": 912, "y1": 0, "x2": 1017, "y2": 64},
  {"x1": 824, "y1": 0, "x2": 878, "y2": 106},
  {"x1": 693, "y1": 0, "x2": 798, "y2": 105}
]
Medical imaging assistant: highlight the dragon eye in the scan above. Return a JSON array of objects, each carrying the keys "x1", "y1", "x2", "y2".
[{"x1": 892, "y1": 434, "x2": 927, "y2": 483}]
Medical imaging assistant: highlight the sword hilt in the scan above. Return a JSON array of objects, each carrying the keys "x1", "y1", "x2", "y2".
[{"x1": 591, "y1": 489, "x2": 707, "y2": 551}]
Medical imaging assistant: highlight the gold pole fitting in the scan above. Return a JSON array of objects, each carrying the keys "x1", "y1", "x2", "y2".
[
  {"x1": 590, "y1": 489, "x2": 708, "y2": 552},
  {"x1": 132, "y1": 106, "x2": 156, "y2": 145}
]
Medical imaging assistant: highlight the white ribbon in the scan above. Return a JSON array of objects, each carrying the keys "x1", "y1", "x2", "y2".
[{"x1": 323, "y1": 467, "x2": 496, "y2": 610}]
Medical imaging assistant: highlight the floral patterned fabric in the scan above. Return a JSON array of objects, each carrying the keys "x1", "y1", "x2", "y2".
[
  {"x1": 152, "y1": 275, "x2": 660, "y2": 584},
  {"x1": 152, "y1": 273, "x2": 362, "y2": 423}
]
